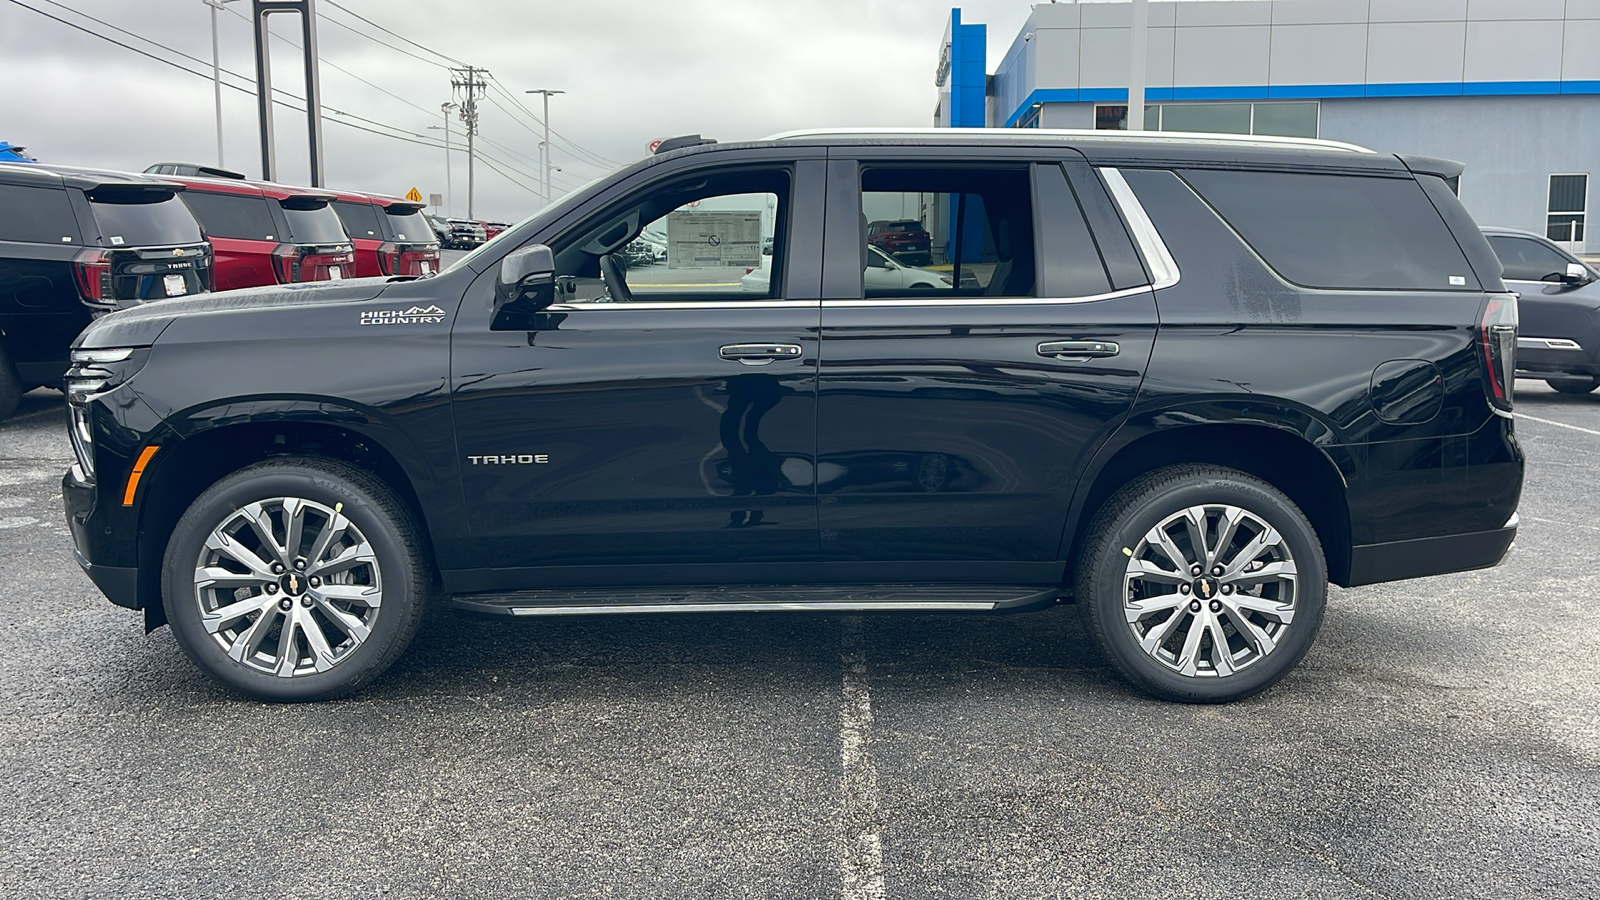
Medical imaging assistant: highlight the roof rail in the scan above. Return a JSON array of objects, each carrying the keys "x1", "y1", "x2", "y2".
[
  {"x1": 762, "y1": 127, "x2": 1374, "y2": 154},
  {"x1": 652, "y1": 134, "x2": 717, "y2": 155}
]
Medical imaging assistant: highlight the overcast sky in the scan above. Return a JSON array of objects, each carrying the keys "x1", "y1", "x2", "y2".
[{"x1": 2, "y1": 0, "x2": 1104, "y2": 222}]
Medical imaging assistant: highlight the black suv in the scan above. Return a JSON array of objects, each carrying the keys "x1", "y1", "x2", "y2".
[
  {"x1": 1, "y1": 163, "x2": 210, "y2": 421},
  {"x1": 62, "y1": 130, "x2": 1523, "y2": 703}
]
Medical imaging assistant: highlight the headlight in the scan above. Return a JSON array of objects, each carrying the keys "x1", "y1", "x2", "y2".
[
  {"x1": 64, "y1": 347, "x2": 145, "y2": 482},
  {"x1": 69, "y1": 402, "x2": 96, "y2": 480}
]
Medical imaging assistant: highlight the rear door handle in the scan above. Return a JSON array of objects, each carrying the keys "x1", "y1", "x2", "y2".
[
  {"x1": 1038, "y1": 340, "x2": 1120, "y2": 359},
  {"x1": 720, "y1": 342, "x2": 803, "y2": 365}
]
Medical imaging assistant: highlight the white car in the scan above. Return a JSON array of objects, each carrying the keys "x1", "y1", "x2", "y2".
[{"x1": 741, "y1": 245, "x2": 953, "y2": 293}]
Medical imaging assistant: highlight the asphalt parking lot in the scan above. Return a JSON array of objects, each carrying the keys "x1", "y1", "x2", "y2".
[{"x1": 1, "y1": 381, "x2": 1597, "y2": 899}]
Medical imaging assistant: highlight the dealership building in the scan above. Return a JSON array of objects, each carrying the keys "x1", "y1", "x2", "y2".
[{"x1": 936, "y1": 1, "x2": 1600, "y2": 252}]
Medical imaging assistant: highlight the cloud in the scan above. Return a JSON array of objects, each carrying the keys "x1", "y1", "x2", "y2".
[{"x1": 0, "y1": 0, "x2": 1035, "y2": 222}]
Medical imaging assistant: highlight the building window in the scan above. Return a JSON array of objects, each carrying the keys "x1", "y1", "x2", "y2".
[
  {"x1": 1092, "y1": 101, "x2": 1318, "y2": 138},
  {"x1": 1014, "y1": 104, "x2": 1042, "y2": 129},
  {"x1": 1548, "y1": 174, "x2": 1588, "y2": 245}
]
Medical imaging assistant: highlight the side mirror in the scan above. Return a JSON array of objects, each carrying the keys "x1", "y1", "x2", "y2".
[
  {"x1": 494, "y1": 244, "x2": 556, "y2": 311},
  {"x1": 1564, "y1": 262, "x2": 1590, "y2": 285}
]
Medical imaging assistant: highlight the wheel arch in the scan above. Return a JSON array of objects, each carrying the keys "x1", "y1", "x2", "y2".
[
  {"x1": 131, "y1": 403, "x2": 444, "y2": 628},
  {"x1": 1062, "y1": 421, "x2": 1356, "y2": 587}
]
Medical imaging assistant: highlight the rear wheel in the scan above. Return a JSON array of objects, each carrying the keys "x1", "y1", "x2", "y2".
[
  {"x1": 162, "y1": 457, "x2": 429, "y2": 701},
  {"x1": 0, "y1": 342, "x2": 23, "y2": 422},
  {"x1": 1546, "y1": 376, "x2": 1600, "y2": 395},
  {"x1": 1077, "y1": 464, "x2": 1327, "y2": 703}
]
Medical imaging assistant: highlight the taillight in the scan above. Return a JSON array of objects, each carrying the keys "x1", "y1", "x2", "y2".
[
  {"x1": 1480, "y1": 293, "x2": 1518, "y2": 413},
  {"x1": 271, "y1": 242, "x2": 300, "y2": 284},
  {"x1": 72, "y1": 249, "x2": 114, "y2": 306},
  {"x1": 377, "y1": 241, "x2": 399, "y2": 276}
]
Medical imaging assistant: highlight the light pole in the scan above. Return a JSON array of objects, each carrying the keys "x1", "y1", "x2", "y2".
[
  {"x1": 525, "y1": 89, "x2": 564, "y2": 206},
  {"x1": 1129, "y1": 0, "x2": 1148, "y2": 131},
  {"x1": 429, "y1": 101, "x2": 457, "y2": 216},
  {"x1": 202, "y1": 0, "x2": 240, "y2": 167}
]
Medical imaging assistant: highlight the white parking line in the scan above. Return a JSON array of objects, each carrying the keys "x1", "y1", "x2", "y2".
[
  {"x1": 1516, "y1": 413, "x2": 1600, "y2": 437},
  {"x1": 840, "y1": 616, "x2": 886, "y2": 900}
]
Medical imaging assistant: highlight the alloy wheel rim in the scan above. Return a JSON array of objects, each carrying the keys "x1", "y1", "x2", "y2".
[
  {"x1": 192, "y1": 497, "x2": 383, "y2": 678},
  {"x1": 1122, "y1": 503, "x2": 1297, "y2": 678}
]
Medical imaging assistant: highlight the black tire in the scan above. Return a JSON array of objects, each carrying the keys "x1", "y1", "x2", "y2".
[
  {"x1": 1076, "y1": 464, "x2": 1327, "y2": 703},
  {"x1": 1546, "y1": 376, "x2": 1600, "y2": 395},
  {"x1": 162, "y1": 457, "x2": 429, "y2": 702},
  {"x1": 908, "y1": 282, "x2": 934, "y2": 289},
  {"x1": 0, "y1": 341, "x2": 22, "y2": 422}
]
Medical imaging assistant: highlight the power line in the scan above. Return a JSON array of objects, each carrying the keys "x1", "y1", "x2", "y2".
[
  {"x1": 480, "y1": 92, "x2": 612, "y2": 175},
  {"x1": 485, "y1": 81, "x2": 622, "y2": 169},
  {"x1": 312, "y1": 7, "x2": 448, "y2": 70},
  {"x1": 322, "y1": 0, "x2": 464, "y2": 67},
  {"x1": 4, "y1": 0, "x2": 447, "y2": 153}
]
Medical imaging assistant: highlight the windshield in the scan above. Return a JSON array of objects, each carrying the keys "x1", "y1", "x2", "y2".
[
  {"x1": 385, "y1": 209, "x2": 433, "y2": 243},
  {"x1": 90, "y1": 193, "x2": 203, "y2": 246},
  {"x1": 281, "y1": 203, "x2": 349, "y2": 244},
  {"x1": 449, "y1": 168, "x2": 617, "y2": 273}
]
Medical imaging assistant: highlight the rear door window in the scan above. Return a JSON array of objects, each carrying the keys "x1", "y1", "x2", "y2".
[
  {"x1": 0, "y1": 183, "x2": 81, "y2": 244},
  {"x1": 332, "y1": 200, "x2": 383, "y2": 239},
  {"x1": 1182, "y1": 169, "x2": 1477, "y2": 291},
  {"x1": 859, "y1": 166, "x2": 1035, "y2": 298},
  {"x1": 182, "y1": 191, "x2": 278, "y2": 240},
  {"x1": 1488, "y1": 235, "x2": 1578, "y2": 282},
  {"x1": 281, "y1": 204, "x2": 349, "y2": 244},
  {"x1": 89, "y1": 191, "x2": 203, "y2": 246}
]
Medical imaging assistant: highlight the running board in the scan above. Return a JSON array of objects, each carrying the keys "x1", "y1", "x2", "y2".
[{"x1": 451, "y1": 584, "x2": 1062, "y2": 617}]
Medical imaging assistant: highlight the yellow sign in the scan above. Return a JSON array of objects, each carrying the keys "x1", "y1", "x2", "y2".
[{"x1": 404, "y1": 187, "x2": 422, "y2": 202}]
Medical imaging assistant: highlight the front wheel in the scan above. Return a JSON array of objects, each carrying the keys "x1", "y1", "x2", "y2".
[
  {"x1": 163, "y1": 458, "x2": 429, "y2": 701},
  {"x1": 1076, "y1": 465, "x2": 1327, "y2": 703},
  {"x1": 1547, "y1": 376, "x2": 1600, "y2": 395}
]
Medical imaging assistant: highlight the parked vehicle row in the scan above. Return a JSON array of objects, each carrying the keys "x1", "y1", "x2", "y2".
[{"x1": 0, "y1": 161, "x2": 443, "y2": 420}]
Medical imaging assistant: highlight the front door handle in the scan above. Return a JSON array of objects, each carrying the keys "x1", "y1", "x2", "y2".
[
  {"x1": 720, "y1": 343, "x2": 803, "y2": 365},
  {"x1": 1038, "y1": 340, "x2": 1120, "y2": 360}
]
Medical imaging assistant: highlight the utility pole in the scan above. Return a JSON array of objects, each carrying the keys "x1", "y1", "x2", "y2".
[
  {"x1": 451, "y1": 66, "x2": 487, "y2": 218},
  {"x1": 428, "y1": 101, "x2": 457, "y2": 216},
  {"x1": 1129, "y1": 0, "x2": 1148, "y2": 132},
  {"x1": 526, "y1": 89, "x2": 563, "y2": 207}
]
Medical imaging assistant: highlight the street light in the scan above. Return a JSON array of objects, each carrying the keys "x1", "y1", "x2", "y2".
[
  {"x1": 525, "y1": 89, "x2": 564, "y2": 207},
  {"x1": 201, "y1": 0, "x2": 242, "y2": 168},
  {"x1": 430, "y1": 101, "x2": 458, "y2": 216}
]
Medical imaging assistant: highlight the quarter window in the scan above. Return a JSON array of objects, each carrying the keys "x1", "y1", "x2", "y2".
[
  {"x1": 1183, "y1": 169, "x2": 1476, "y2": 292},
  {"x1": 859, "y1": 167, "x2": 1035, "y2": 298},
  {"x1": 332, "y1": 200, "x2": 383, "y2": 238},
  {"x1": 0, "y1": 184, "x2": 81, "y2": 244},
  {"x1": 181, "y1": 191, "x2": 278, "y2": 240}
]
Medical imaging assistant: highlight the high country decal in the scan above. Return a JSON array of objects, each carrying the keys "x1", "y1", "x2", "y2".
[{"x1": 360, "y1": 305, "x2": 447, "y2": 326}]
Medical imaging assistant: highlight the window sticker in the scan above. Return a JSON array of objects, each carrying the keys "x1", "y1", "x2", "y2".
[{"x1": 109, "y1": 236, "x2": 124, "y2": 245}]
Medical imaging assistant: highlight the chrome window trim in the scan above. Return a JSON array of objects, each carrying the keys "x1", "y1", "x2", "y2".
[
  {"x1": 822, "y1": 286, "x2": 1150, "y2": 308},
  {"x1": 1517, "y1": 337, "x2": 1583, "y2": 351},
  {"x1": 1099, "y1": 167, "x2": 1180, "y2": 290},
  {"x1": 548, "y1": 299, "x2": 821, "y2": 311}
]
